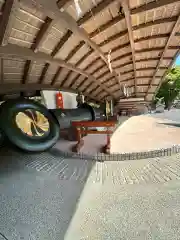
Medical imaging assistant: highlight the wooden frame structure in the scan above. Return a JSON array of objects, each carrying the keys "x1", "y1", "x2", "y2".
[{"x1": 0, "y1": 0, "x2": 179, "y2": 106}]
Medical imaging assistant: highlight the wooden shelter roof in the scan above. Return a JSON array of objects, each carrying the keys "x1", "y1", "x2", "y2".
[{"x1": 0, "y1": 0, "x2": 179, "y2": 103}]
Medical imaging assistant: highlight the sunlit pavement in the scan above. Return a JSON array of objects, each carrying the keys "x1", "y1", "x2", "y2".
[{"x1": 1, "y1": 147, "x2": 180, "y2": 239}]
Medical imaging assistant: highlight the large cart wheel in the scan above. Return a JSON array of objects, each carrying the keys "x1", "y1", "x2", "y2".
[{"x1": 0, "y1": 99, "x2": 60, "y2": 152}]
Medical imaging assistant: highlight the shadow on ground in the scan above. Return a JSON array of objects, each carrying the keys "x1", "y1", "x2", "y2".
[{"x1": 0, "y1": 143, "x2": 95, "y2": 240}]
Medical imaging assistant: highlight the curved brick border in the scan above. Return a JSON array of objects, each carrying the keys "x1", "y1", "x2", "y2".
[{"x1": 57, "y1": 145, "x2": 180, "y2": 161}]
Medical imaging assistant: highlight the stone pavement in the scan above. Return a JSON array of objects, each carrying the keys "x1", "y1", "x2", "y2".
[{"x1": 1, "y1": 146, "x2": 180, "y2": 239}]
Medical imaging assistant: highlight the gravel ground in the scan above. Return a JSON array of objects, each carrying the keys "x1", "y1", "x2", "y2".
[
  {"x1": 1, "y1": 146, "x2": 180, "y2": 239},
  {"x1": 111, "y1": 110, "x2": 180, "y2": 153}
]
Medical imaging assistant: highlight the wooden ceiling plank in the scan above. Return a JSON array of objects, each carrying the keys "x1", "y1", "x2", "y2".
[
  {"x1": 145, "y1": 15, "x2": 180, "y2": 97},
  {"x1": 77, "y1": 0, "x2": 116, "y2": 26},
  {"x1": 57, "y1": 0, "x2": 72, "y2": 9},
  {"x1": 0, "y1": 0, "x2": 19, "y2": 46},
  {"x1": 121, "y1": 0, "x2": 137, "y2": 95}
]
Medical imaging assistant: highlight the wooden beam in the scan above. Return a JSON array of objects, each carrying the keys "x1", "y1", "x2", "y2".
[
  {"x1": 22, "y1": 60, "x2": 33, "y2": 84},
  {"x1": 75, "y1": 49, "x2": 93, "y2": 67},
  {"x1": 64, "y1": 0, "x2": 178, "y2": 66},
  {"x1": 0, "y1": 83, "x2": 99, "y2": 101},
  {"x1": 31, "y1": 17, "x2": 54, "y2": 52},
  {"x1": 146, "y1": 15, "x2": 180, "y2": 97},
  {"x1": 81, "y1": 81, "x2": 93, "y2": 92},
  {"x1": 136, "y1": 46, "x2": 178, "y2": 53},
  {"x1": 77, "y1": 78, "x2": 88, "y2": 89},
  {"x1": 51, "y1": 66, "x2": 62, "y2": 85},
  {"x1": 90, "y1": 63, "x2": 106, "y2": 75},
  {"x1": 23, "y1": 17, "x2": 56, "y2": 84},
  {"x1": 121, "y1": 0, "x2": 137, "y2": 95},
  {"x1": 0, "y1": 0, "x2": 19, "y2": 46},
  {"x1": 71, "y1": 75, "x2": 85, "y2": 89},
  {"x1": 22, "y1": 0, "x2": 120, "y2": 95},
  {"x1": 73, "y1": 18, "x2": 177, "y2": 69},
  {"x1": 83, "y1": 57, "x2": 100, "y2": 71},
  {"x1": 133, "y1": 16, "x2": 178, "y2": 31},
  {"x1": 51, "y1": 30, "x2": 72, "y2": 57},
  {"x1": 60, "y1": 70, "x2": 73, "y2": 87},
  {"x1": 99, "y1": 30, "x2": 128, "y2": 47},
  {"x1": 136, "y1": 57, "x2": 172, "y2": 63},
  {"x1": 128, "y1": 84, "x2": 158, "y2": 88},
  {"x1": 38, "y1": 63, "x2": 49, "y2": 84},
  {"x1": 0, "y1": 44, "x2": 91, "y2": 77},
  {"x1": 65, "y1": 41, "x2": 84, "y2": 62},
  {"x1": 131, "y1": 0, "x2": 179, "y2": 15},
  {"x1": 69, "y1": 74, "x2": 81, "y2": 88}
]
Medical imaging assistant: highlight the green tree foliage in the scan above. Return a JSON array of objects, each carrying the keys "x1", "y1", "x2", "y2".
[{"x1": 154, "y1": 66, "x2": 180, "y2": 110}]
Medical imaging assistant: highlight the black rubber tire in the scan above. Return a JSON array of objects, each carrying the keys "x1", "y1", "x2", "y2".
[{"x1": 0, "y1": 99, "x2": 60, "y2": 152}]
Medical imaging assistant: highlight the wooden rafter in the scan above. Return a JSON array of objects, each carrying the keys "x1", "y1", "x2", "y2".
[
  {"x1": 51, "y1": 67, "x2": 62, "y2": 86},
  {"x1": 153, "y1": 49, "x2": 180, "y2": 97},
  {"x1": 38, "y1": 63, "x2": 49, "y2": 84},
  {"x1": 71, "y1": 75, "x2": 85, "y2": 89},
  {"x1": 78, "y1": 78, "x2": 88, "y2": 90},
  {"x1": 121, "y1": 0, "x2": 137, "y2": 95},
  {"x1": 22, "y1": 0, "x2": 121, "y2": 95},
  {"x1": 0, "y1": 0, "x2": 19, "y2": 46},
  {"x1": 51, "y1": 30, "x2": 72, "y2": 57},
  {"x1": 65, "y1": 41, "x2": 84, "y2": 62},
  {"x1": 22, "y1": 60, "x2": 33, "y2": 84},
  {"x1": 23, "y1": 17, "x2": 57, "y2": 84},
  {"x1": 60, "y1": 70, "x2": 73, "y2": 87},
  {"x1": 81, "y1": 81, "x2": 92, "y2": 92},
  {"x1": 131, "y1": 0, "x2": 179, "y2": 15},
  {"x1": 145, "y1": 15, "x2": 180, "y2": 97},
  {"x1": 0, "y1": 44, "x2": 91, "y2": 76},
  {"x1": 0, "y1": 83, "x2": 99, "y2": 101},
  {"x1": 69, "y1": 74, "x2": 81, "y2": 88},
  {"x1": 31, "y1": 17, "x2": 53, "y2": 52},
  {"x1": 133, "y1": 16, "x2": 177, "y2": 31},
  {"x1": 61, "y1": 0, "x2": 178, "y2": 67}
]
